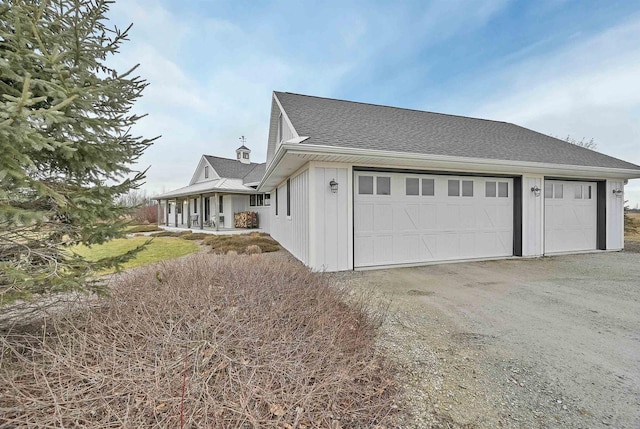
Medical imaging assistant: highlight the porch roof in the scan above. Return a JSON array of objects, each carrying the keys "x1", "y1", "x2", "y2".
[{"x1": 154, "y1": 178, "x2": 256, "y2": 199}]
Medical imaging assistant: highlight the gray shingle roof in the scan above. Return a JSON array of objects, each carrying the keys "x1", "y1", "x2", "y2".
[
  {"x1": 275, "y1": 92, "x2": 640, "y2": 170},
  {"x1": 204, "y1": 155, "x2": 265, "y2": 184}
]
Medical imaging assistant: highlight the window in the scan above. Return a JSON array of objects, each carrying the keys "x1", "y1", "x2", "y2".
[
  {"x1": 243, "y1": 152, "x2": 249, "y2": 159},
  {"x1": 358, "y1": 176, "x2": 373, "y2": 195},
  {"x1": 219, "y1": 195, "x2": 223, "y2": 213},
  {"x1": 575, "y1": 185, "x2": 582, "y2": 199},
  {"x1": 554, "y1": 184, "x2": 563, "y2": 199},
  {"x1": 250, "y1": 194, "x2": 257, "y2": 206},
  {"x1": 264, "y1": 193, "x2": 271, "y2": 206},
  {"x1": 544, "y1": 182, "x2": 553, "y2": 199},
  {"x1": 376, "y1": 176, "x2": 391, "y2": 195},
  {"x1": 462, "y1": 180, "x2": 473, "y2": 197},
  {"x1": 422, "y1": 178, "x2": 434, "y2": 196},
  {"x1": 486, "y1": 181, "x2": 496, "y2": 197},
  {"x1": 275, "y1": 189, "x2": 279, "y2": 215},
  {"x1": 498, "y1": 182, "x2": 508, "y2": 198},
  {"x1": 286, "y1": 179, "x2": 291, "y2": 217},
  {"x1": 277, "y1": 113, "x2": 283, "y2": 143},
  {"x1": 193, "y1": 198, "x2": 197, "y2": 213},
  {"x1": 176, "y1": 203, "x2": 182, "y2": 214},
  {"x1": 204, "y1": 166, "x2": 209, "y2": 179},
  {"x1": 257, "y1": 194, "x2": 264, "y2": 206},
  {"x1": 448, "y1": 180, "x2": 460, "y2": 197},
  {"x1": 406, "y1": 178, "x2": 419, "y2": 195},
  {"x1": 586, "y1": 185, "x2": 592, "y2": 199},
  {"x1": 168, "y1": 203, "x2": 171, "y2": 214},
  {"x1": 237, "y1": 153, "x2": 241, "y2": 160}
]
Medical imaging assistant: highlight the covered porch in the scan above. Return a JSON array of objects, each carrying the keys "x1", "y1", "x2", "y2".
[{"x1": 155, "y1": 192, "x2": 270, "y2": 232}]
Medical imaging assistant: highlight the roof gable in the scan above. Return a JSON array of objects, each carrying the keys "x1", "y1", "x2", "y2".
[
  {"x1": 274, "y1": 92, "x2": 640, "y2": 171},
  {"x1": 189, "y1": 156, "x2": 219, "y2": 185}
]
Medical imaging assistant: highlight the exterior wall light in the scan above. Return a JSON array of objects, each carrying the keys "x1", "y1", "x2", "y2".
[
  {"x1": 329, "y1": 179, "x2": 339, "y2": 193},
  {"x1": 612, "y1": 188, "x2": 623, "y2": 197},
  {"x1": 531, "y1": 185, "x2": 541, "y2": 197}
]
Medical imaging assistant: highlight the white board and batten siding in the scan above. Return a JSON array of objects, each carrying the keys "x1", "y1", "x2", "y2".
[
  {"x1": 521, "y1": 176, "x2": 544, "y2": 257},
  {"x1": 354, "y1": 171, "x2": 513, "y2": 268},
  {"x1": 607, "y1": 179, "x2": 625, "y2": 250},
  {"x1": 269, "y1": 169, "x2": 310, "y2": 265},
  {"x1": 309, "y1": 166, "x2": 352, "y2": 271}
]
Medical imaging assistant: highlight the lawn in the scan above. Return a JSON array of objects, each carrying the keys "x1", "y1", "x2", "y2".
[{"x1": 69, "y1": 237, "x2": 199, "y2": 274}]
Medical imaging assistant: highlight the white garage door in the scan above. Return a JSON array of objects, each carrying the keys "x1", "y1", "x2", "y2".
[
  {"x1": 544, "y1": 180, "x2": 597, "y2": 253},
  {"x1": 354, "y1": 172, "x2": 513, "y2": 268}
]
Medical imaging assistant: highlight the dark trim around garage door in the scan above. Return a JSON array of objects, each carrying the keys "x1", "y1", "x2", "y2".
[
  {"x1": 597, "y1": 181, "x2": 606, "y2": 250},
  {"x1": 352, "y1": 166, "x2": 523, "y2": 266}
]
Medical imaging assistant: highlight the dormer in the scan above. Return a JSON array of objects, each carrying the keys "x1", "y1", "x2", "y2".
[{"x1": 236, "y1": 145, "x2": 251, "y2": 164}]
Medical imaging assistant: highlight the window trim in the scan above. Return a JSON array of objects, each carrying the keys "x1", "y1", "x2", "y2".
[
  {"x1": 204, "y1": 165, "x2": 209, "y2": 179},
  {"x1": 375, "y1": 176, "x2": 391, "y2": 196},
  {"x1": 358, "y1": 175, "x2": 374, "y2": 195}
]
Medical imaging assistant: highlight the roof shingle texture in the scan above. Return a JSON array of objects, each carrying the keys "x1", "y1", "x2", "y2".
[
  {"x1": 204, "y1": 156, "x2": 266, "y2": 184},
  {"x1": 275, "y1": 92, "x2": 640, "y2": 170}
]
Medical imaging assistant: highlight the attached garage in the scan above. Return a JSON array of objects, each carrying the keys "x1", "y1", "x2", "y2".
[
  {"x1": 544, "y1": 180, "x2": 598, "y2": 253},
  {"x1": 354, "y1": 171, "x2": 515, "y2": 268},
  {"x1": 260, "y1": 92, "x2": 640, "y2": 272}
]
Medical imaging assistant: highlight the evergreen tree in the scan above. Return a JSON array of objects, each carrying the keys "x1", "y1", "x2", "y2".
[{"x1": 0, "y1": 0, "x2": 156, "y2": 303}]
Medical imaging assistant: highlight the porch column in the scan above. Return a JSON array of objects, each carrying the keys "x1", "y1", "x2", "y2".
[
  {"x1": 165, "y1": 199, "x2": 169, "y2": 226},
  {"x1": 174, "y1": 199, "x2": 178, "y2": 227},
  {"x1": 156, "y1": 202, "x2": 160, "y2": 226},
  {"x1": 214, "y1": 192, "x2": 219, "y2": 231},
  {"x1": 199, "y1": 194, "x2": 204, "y2": 230},
  {"x1": 187, "y1": 198, "x2": 191, "y2": 228}
]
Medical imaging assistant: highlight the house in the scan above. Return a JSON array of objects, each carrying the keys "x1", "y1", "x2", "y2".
[
  {"x1": 257, "y1": 91, "x2": 640, "y2": 271},
  {"x1": 155, "y1": 145, "x2": 271, "y2": 231}
]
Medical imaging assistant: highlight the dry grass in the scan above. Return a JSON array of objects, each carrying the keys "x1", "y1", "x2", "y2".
[
  {"x1": 626, "y1": 212, "x2": 640, "y2": 241},
  {"x1": 0, "y1": 255, "x2": 397, "y2": 428},
  {"x1": 204, "y1": 233, "x2": 280, "y2": 254},
  {"x1": 126, "y1": 224, "x2": 162, "y2": 233}
]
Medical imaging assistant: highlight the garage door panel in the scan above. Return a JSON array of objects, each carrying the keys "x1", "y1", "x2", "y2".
[
  {"x1": 354, "y1": 172, "x2": 514, "y2": 268},
  {"x1": 418, "y1": 204, "x2": 437, "y2": 230},
  {"x1": 373, "y1": 204, "x2": 393, "y2": 231},
  {"x1": 544, "y1": 180, "x2": 597, "y2": 253}
]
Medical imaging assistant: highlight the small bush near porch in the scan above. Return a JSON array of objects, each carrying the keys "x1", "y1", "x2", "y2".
[
  {"x1": 0, "y1": 255, "x2": 397, "y2": 427},
  {"x1": 203, "y1": 232, "x2": 280, "y2": 254}
]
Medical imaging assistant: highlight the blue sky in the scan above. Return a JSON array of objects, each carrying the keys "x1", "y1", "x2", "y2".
[{"x1": 108, "y1": 0, "x2": 640, "y2": 207}]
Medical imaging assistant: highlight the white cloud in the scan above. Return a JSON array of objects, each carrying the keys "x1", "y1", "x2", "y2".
[{"x1": 471, "y1": 16, "x2": 640, "y2": 206}]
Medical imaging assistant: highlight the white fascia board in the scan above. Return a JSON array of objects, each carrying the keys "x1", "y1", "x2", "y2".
[
  {"x1": 288, "y1": 144, "x2": 640, "y2": 179},
  {"x1": 258, "y1": 143, "x2": 640, "y2": 192},
  {"x1": 272, "y1": 92, "x2": 300, "y2": 139}
]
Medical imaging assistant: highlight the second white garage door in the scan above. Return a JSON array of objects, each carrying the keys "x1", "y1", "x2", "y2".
[
  {"x1": 354, "y1": 172, "x2": 513, "y2": 268},
  {"x1": 544, "y1": 180, "x2": 597, "y2": 253}
]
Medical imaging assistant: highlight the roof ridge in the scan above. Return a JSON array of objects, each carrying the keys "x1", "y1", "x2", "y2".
[
  {"x1": 204, "y1": 154, "x2": 264, "y2": 167},
  {"x1": 275, "y1": 91, "x2": 509, "y2": 125}
]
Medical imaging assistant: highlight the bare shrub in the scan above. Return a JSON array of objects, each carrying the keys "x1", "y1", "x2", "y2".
[
  {"x1": 246, "y1": 244, "x2": 262, "y2": 254},
  {"x1": 204, "y1": 233, "x2": 280, "y2": 254},
  {"x1": 0, "y1": 255, "x2": 397, "y2": 428}
]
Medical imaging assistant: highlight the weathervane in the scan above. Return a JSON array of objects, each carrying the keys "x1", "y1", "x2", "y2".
[{"x1": 239, "y1": 135, "x2": 246, "y2": 145}]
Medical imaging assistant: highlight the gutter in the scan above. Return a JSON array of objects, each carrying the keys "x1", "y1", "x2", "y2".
[{"x1": 258, "y1": 143, "x2": 640, "y2": 191}]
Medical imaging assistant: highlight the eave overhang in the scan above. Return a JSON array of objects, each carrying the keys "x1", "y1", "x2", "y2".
[{"x1": 258, "y1": 143, "x2": 640, "y2": 191}]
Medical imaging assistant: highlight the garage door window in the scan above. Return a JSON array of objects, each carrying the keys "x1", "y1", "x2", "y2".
[
  {"x1": 422, "y1": 178, "x2": 435, "y2": 196},
  {"x1": 377, "y1": 177, "x2": 391, "y2": 195},
  {"x1": 498, "y1": 182, "x2": 509, "y2": 198},
  {"x1": 358, "y1": 176, "x2": 373, "y2": 195},
  {"x1": 554, "y1": 184, "x2": 563, "y2": 198},
  {"x1": 575, "y1": 185, "x2": 592, "y2": 199},
  {"x1": 462, "y1": 180, "x2": 473, "y2": 197},
  {"x1": 486, "y1": 181, "x2": 496, "y2": 197},
  {"x1": 448, "y1": 180, "x2": 460, "y2": 197},
  {"x1": 545, "y1": 182, "x2": 564, "y2": 198},
  {"x1": 406, "y1": 178, "x2": 419, "y2": 195}
]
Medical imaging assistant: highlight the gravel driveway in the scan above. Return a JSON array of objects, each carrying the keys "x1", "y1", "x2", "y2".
[{"x1": 343, "y1": 252, "x2": 640, "y2": 428}]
